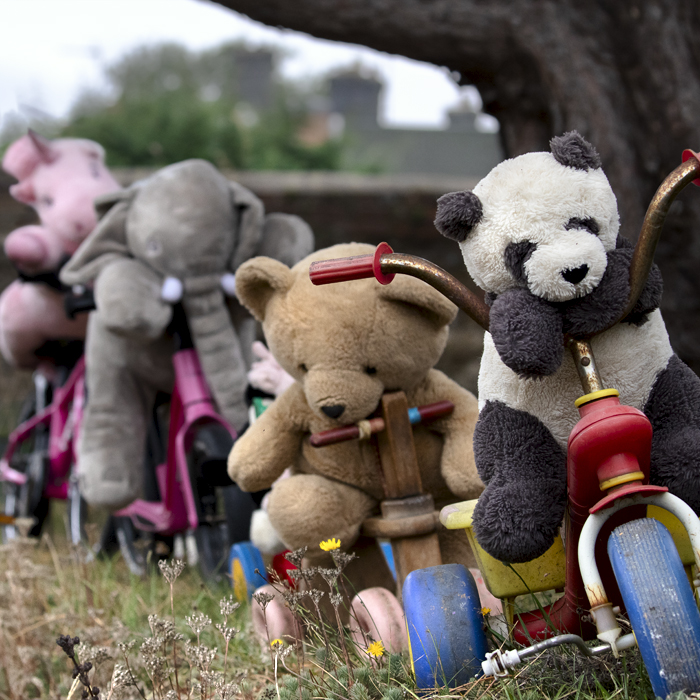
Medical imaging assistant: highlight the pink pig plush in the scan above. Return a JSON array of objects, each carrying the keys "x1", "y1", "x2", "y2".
[
  {"x1": 0, "y1": 131, "x2": 121, "y2": 368},
  {"x1": 3, "y1": 130, "x2": 120, "y2": 274}
]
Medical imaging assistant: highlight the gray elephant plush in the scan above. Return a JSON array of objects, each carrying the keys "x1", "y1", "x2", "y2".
[{"x1": 60, "y1": 159, "x2": 314, "y2": 509}]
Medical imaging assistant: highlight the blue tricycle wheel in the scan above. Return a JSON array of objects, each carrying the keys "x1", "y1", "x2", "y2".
[
  {"x1": 228, "y1": 541, "x2": 267, "y2": 602},
  {"x1": 608, "y1": 517, "x2": 700, "y2": 697},
  {"x1": 403, "y1": 563, "x2": 487, "y2": 689}
]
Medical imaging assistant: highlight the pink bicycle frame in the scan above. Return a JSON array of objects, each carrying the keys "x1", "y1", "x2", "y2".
[
  {"x1": 0, "y1": 356, "x2": 85, "y2": 499},
  {"x1": 114, "y1": 348, "x2": 236, "y2": 535}
]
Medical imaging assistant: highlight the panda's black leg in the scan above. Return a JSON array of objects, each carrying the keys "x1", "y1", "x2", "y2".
[
  {"x1": 644, "y1": 355, "x2": 700, "y2": 513},
  {"x1": 472, "y1": 400, "x2": 567, "y2": 563}
]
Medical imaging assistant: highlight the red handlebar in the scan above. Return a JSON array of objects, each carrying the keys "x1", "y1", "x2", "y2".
[{"x1": 310, "y1": 242, "x2": 395, "y2": 286}]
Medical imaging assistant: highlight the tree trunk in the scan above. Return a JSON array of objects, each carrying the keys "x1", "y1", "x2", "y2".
[{"x1": 212, "y1": 0, "x2": 700, "y2": 371}]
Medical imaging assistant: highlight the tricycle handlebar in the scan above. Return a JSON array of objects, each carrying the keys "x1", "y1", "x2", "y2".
[
  {"x1": 310, "y1": 244, "x2": 491, "y2": 330},
  {"x1": 310, "y1": 152, "x2": 700, "y2": 341},
  {"x1": 309, "y1": 400, "x2": 454, "y2": 447}
]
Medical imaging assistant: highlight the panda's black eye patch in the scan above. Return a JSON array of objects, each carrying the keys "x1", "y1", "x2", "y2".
[
  {"x1": 565, "y1": 217, "x2": 600, "y2": 235},
  {"x1": 504, "y1": 241, "x2": 537, "y2": 285}
]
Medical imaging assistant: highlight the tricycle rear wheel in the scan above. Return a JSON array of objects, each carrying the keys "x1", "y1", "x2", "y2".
[{"x1": 403, "y1": 563, "x2": 488, "y2": 689}]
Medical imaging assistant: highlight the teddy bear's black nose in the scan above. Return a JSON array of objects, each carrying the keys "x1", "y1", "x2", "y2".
[
  {"x1": 321, "y1": 404, "x2": 345, "y2": 419},
  {"x1": 562, "y1": 264, "x2": 589, "y2": 285}
]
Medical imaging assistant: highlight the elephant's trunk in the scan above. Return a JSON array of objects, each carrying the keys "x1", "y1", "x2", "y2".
[{"x1": 182, "y1": 274, "x2": 248, "y2": 432}]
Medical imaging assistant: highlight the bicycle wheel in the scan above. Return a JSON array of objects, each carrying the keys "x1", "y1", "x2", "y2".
[
  {"x1": 403, "y1": 564, "x2": 488, "y2": 689},
  {"x1": 188, "y1": 423, "x2": 236, "y2": 582},
  {"x1": 66, "y1": 475, "x2": 91, "y2": 555},
  {"x1": 608, "y1": 517, "x2": 700, "y2": 698},
  {"x1": 2, "y1": 392, "x2": 49, "y2": 541},
  {"x1": 113, "y1": 516, "x2": 148, "y2": 576}
]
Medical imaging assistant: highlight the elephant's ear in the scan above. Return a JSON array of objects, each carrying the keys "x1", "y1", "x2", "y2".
[
  {"x1": 377, "y1": 273, "x2": 458, "y2": 328},
  {"x1": 227, "y1": 181, "x2": 265, "y2": 270},
  {"x1": 234, "y1": 256, "x2": 294, "y2": 322},
  {"x1": 257, "y1": 213, "x2": 315, "y2": 268},
  {"x1": 59, "y1": 189, "x2": 134, "y2": 286}
]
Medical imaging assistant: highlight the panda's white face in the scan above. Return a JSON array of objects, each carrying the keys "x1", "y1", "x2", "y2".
[{"x1": 461, "y1": 152, "x2": 620, "y2": 302}]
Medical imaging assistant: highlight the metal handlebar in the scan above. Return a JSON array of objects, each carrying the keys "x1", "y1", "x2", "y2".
[
  {"x1": 310, "y1": 244, "x2": 491, "y2": 330},
  {"x1": 310, "y1": 153, "x2": 700, "y2": 337},
  {"x1": 615, "y1": 155, "x2": 700, "y2": 327}
]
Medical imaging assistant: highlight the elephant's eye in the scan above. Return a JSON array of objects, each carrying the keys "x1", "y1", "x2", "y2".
[
  {"x1": 40, "y1": 195, "x2": 54, "y2": 208},
  {"x1": 364, "y1": 366, "x2": 377, "y2": 375},
  {"x1": 146, "y1": 239, "x2": 162, "y2": 256},
  {"x1": 299, "y1": 363, "x2": 308, "y2": 372}
]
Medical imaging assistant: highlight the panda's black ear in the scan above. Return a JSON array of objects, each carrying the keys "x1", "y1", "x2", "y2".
[
  {"x1": 550, "y1": 131, "x2": 602, "y2": 171},
  {"x1": 434, "y1": 191, "x2": 483, "y2": 243}
]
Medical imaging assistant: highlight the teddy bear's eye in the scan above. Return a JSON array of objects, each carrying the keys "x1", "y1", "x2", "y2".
[
  {"x1": 299, "y1": 363, "x2": 308, "y2": 372},
  {"x1": 364, "y1": 366, "x2": 377, "y2": 375},
  {"x1": 565, "y1": 217, "x2": 600, "y2": 235}
]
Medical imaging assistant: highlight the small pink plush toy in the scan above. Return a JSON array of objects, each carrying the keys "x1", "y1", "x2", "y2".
[{"x1": 0, "y1": 131, "x2": 120, "y2": 368}]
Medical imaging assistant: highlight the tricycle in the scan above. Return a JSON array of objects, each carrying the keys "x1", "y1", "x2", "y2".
[{"x1": 308, "y1": 150, "x2": 700, "y2": 697}]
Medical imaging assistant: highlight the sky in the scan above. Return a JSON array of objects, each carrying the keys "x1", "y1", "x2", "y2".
[{"x1": 0, "y1": 0, "x2": 494, "y2": 133}]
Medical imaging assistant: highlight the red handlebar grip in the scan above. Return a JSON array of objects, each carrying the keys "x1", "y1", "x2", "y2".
[
  {"x1": 417, "y1": 400, "x2": 455, "y2": 422},
  {"x1": 309, "y1": 242, "x2": 395, "y2": 286},
  {"x1": 682, "y1": 149, "x2": 700, "y2": 186},
  {"x1": 309, "y1": 424, "x2": 361, "y2": 446},
  {"x1": 309, "y1": 254, "x2": 375, "y2": 285}
]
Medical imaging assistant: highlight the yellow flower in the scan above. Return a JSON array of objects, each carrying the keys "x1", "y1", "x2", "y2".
[
  {"x1": 319, "y1": 537, "x2": 341, "y2": 552},
  {"x1": 366, "y1": 640, "x2": 385, "y2": 658},
  {"x1": 481, "y1": 607, "x2": 491, "y2": 616},
  {"x1": 270, "y1": 638, "x2": 284, "y2": 648}
]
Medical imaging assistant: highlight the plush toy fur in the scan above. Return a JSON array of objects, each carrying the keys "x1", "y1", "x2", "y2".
[
  {"x1": 0, "y1": 131, "x2": 120, "y2": 368},
  {"x1": 59, "y1": 159, "x2": 314, "y2": 509},
  {"x1": 435, "y1": 131, "x2": 700, "y2": 564},
  {"x1": 227, "y1": 243, "x2": 483, "y2": 591}
]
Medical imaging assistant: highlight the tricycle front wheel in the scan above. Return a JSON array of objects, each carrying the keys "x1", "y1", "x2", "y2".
[{"x1": 608, "y1": 517, "x2": 700, "y2": 697}]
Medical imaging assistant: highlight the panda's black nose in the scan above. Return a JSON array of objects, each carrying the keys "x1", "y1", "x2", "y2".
[
  {"x1": 321, "y1": 404, "x2": 345, "y2": 419},
  {"x1": 562, "y1": 265, "x2": 589, "y2": 285}
]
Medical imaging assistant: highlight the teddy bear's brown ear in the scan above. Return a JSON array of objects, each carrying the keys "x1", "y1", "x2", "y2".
[
  {"x1": 377, "y1": 274, "x2": 458, "y2": 328},
  {"x1": 234, "y1": 256, "x2": 294, "y2": 322}
]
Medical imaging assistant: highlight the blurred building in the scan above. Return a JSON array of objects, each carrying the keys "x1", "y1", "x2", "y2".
[
  {"x1": 322, "y1": 69, "x2": 503, "y2": 177},
  {"x1": 233, "y1": 51, "x2": 504, "y2": 178},
  {"x1": 230, "y1": 48, "x2": 276, "y2": 112}
]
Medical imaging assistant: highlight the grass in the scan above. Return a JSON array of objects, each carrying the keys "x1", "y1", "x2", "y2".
[{"x1": 0, "y1": 502, "x2": 696, "y2": 699}]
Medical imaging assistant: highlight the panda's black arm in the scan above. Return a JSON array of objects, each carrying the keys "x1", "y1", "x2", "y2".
[{"x1": 489, "y1": 288, "x2": 564, "y2": 378}]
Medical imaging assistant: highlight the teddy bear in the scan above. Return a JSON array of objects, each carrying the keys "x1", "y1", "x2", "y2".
[
  {"x1": 227, "y1": 243, "x2": 483, "y2": 591},
  {"x1": 58, "y1": 159, "x2": 314, "y2": 509},
  {"x1": 433, "y1": 130, "x2": 700, "y2": 564},
  {"x1": 0, "y1": 131, "x2": 120, "y2": 368}
]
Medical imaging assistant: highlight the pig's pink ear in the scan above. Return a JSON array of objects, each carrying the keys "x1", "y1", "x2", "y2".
[
  {"x1": 2, "y1": 131, "x2": 58, "y2": 180},
  {"x1": 9, "y1": 180, "x2": 36, "y2": 204}
]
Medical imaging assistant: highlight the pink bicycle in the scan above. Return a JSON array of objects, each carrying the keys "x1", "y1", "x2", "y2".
[
  {"x1": 0, "y1": 346, "x2": 87, "y2": 545},
  {"x1": 0, "y1": 295, "x2": 256, "y2": 582}
]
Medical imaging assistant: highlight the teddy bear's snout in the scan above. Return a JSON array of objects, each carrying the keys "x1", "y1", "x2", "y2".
[
  {"x1": 561, "y1": 264, "x2": 589, "y2": 285},
  {"x1": 321, "y1": 404, "x2": 345, "y2": 419}
]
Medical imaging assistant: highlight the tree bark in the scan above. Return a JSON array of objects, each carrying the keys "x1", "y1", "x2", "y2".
[{"x1": 212, "y1": 0, "x2": 700, "y2": 371}]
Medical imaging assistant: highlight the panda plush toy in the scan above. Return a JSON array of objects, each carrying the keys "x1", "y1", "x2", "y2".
[{"x1": 434, "y1": 130, "x2": 700, "y2": 564}]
